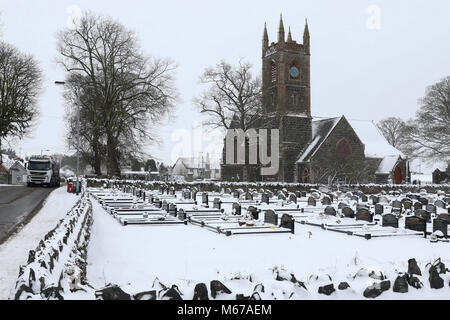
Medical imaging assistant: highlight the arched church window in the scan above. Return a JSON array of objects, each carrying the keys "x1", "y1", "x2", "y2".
[
  {"x1": 336, "y1": 138, "x2": 352, "y2": 156},
  {"x1": 302, "y1": 167, "x2": 309, "y2": 183}
]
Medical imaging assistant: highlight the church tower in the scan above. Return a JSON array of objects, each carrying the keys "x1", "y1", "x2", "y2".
[{"x1": 261, "y1": 16, "x2": 312, "y2": 182}]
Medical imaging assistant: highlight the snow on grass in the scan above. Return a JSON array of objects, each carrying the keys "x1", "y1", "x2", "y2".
[
  {"x1": 0, "y1": 187, "x2": 80, "y2": 299},
  {"x1": 87, "y1": 196, "x2": 450, "y2": 300}
]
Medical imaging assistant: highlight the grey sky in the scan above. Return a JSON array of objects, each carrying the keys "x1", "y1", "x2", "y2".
[{"x1": 1, "y1": 0, "x2": 449, "y2": 166}]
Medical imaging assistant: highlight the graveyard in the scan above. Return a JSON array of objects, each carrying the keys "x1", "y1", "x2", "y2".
[{"x1": 7, "y1": 180, "x2": 450, "y2": 300}]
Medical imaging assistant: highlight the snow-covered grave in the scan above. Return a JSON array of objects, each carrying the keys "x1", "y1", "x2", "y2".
[{"x1": 7, "y1": 182, "x2": 450, "y2": 300}]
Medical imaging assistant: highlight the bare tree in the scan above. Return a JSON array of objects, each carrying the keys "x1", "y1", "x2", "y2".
[
  {"x1": 194, "y1": 60, "x2": 262, "y2": 131},
  {"x1": 57, "y1": 12, "x2": 177, "y2": 176},
  {"x1": 0, "y1": 42, "x2": 42, "y2": 164},
  {"x1": 402, "y1": 76, "x2": 450, "y2": 161},
  {"x1": 376, "y1": 117, "x2": 407, "y2": 149}
]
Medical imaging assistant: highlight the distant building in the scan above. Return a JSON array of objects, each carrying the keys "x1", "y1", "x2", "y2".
[{"x1": 172, "y1": 154, "x2": 220, "y2": 181}]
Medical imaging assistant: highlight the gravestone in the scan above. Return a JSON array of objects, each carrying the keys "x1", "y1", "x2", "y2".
[
  {"x1": 378, "y1": 196, "x2": 389, "y2": 204},
  {"x1": 183, "y1": 190, "x2": 191, "y2": 200},
  {"x1": 382, "y1": 214, "x2": 399, "y2": 228},
  {"x1": 213, "y1": 198, "x2": 222, "y2": 210},
  {"x1": 177, "y1": 209, "x2": 186, "y2": 220},
  {"x1": 338, "y1": 202, "x2": 347, "y2": 210},
  {"x1": 418, "y1": 197, "x2": 428, "y2": 206},
  {"x1": 225, "y1": 188, "x2": 232, "y2": 195},
  {"x1": 402, "y1": 200, "x2": 412, "y2": 210},
  {"x1": 375, "y1": 204, "x2": 384, "y2": 215},
  {"x1": 261, "y1": 194, "x2": 269, "y2": 205},
  {"x1": 169, "y1": 187, "x2": 175, "y2": 196},
  {"x1": 202, "y1": 193, "x2": 209, "y2": 205},
  {"x1": 391, "y1": 201, "x2": 402, "y2": 212},
  {"x1": 437, "y1": 213, "x2": 450, "y2": 224},
  {"x1": 264, "y1": 210, "x2": 278, "y2": 226},
  {"x1": 278, "y1": 193, "x2": 286, "y2": 201},
  {"x1": 266, "y1": 191, "x2": 274, "y2": 198},
  {"x1": 433, "y1": 218, "x2": 448, "y2": 238},
  {"x1": 414, "y1": 202, "x2": 423, "y2": 211},
  {"x1": 247, "y1": 206, "x2": 259, "y2": 220},
  {"x1": 280, "y1": 214, "x2": 295, "y2": 234},
  {"x1": 169, "y1": 204, "x2": 177, "y2": 216},
  {"x1": 289, "y1": 193, "x2": 297, "y2": 204},
  {"x1": 342, "y1": 207, "x2": 355, "y2": 218},
  {"x1": 351, "y1": 195, "x2": 359, "y2": 202},
  {"x1": 405, "y1": 216, "x2": 426, "y2": 232},
  {"x1": 361, "y1": 195, "x2": 368, "y2": 203},
  {"x1": 426, "y1": 204, "x2": 436, "y2": 214},
  {"x1": 321, "y1": 196, "x2": 332, "y2": 206},
  {"x1": 162, "y1": 201, "x2": 168, "y2": 212},
  {"x1": 324, "y1": 206, "x2": 336, "y2": 216},
  {"x1": 245, "y1": 192, "x2": 253, "y2": 201},
  {"x1": 301, "y1": 191, "x2": 307, "y2": 198},
  {"x1": 192, "y1": 190, "x2": 198, "y2": 200},
  {"x1": 232, "y1": 203, "x2": 241, "y2": 215},
  {"x1": 415, "y1": 209, "x2": 431, "y2": 223},
  {"x1": 233, "y1": 190, "x2": 240, "y2": 199},
  {"x1": 307, "y1": 197, "x2": 316, "y2": 207},
  {"x1": 356, "y1": 208, "x2": 373, "y2": 223},
  {"x1": 295, "y1": 191, "x2": 301, "y2": 198},
  {"x1": 434, "y1": 200, "x2": 446, "y2": 209},
  {"x1": 371, "y1": 196, "x2": 379, "y2": 205}
]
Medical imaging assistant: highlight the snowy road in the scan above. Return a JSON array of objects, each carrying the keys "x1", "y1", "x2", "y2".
[
  {"x1": 0, "y1": 186, "x2": 53, "y2": 243},
  {"x1": 0, "y1": 187, "x2": 80, "y2": 300}
]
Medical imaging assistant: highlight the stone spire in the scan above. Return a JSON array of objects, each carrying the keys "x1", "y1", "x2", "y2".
[
  {"x1": 287, "y1": 27, "x2": 293, "y2": 42},
  {"x1": 278, "y1": 14, "x2": 285, "y2": 43},
  {"x1": 303, "y1": 18, "x2": 310, "y2": 52},
  {"x1": 262, "y1": 22, "x2": 269, "y2": 57}
]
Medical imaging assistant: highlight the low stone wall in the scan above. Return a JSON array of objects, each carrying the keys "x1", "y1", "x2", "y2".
[
  {"x1": 9, "y1": 193, "x2": 93, "y2": 300},
  {"x1": 86, "y1": 178, "x2": 450, "y2": 195}
]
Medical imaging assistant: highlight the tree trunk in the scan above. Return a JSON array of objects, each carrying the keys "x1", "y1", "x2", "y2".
[{"x1": 106, "y1": 133, "x2": 121, "y2": 177}]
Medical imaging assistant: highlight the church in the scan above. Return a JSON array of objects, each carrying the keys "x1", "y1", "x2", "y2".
[{"x1": 221, "y1": 16, "x2": 408, "y2": 184}]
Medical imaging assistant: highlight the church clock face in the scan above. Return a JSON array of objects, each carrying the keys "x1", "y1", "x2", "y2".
[{"x1": 290, "y1": 66, "x2": 299, "y2": 79}]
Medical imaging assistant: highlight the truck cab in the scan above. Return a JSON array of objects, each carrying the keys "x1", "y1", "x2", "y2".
[{"x1": 26, "y1": 156, "x2": 61, "y2": 187}]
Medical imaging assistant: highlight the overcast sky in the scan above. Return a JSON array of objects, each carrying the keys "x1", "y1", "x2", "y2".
[{"x1": 1, "y1": 0, "x2": 449, "y2": 166}]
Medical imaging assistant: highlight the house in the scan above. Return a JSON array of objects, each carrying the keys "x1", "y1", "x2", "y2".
[
  {"x1": 9, "y1": 161, "x2": 27, "y2": 185},
  {"x1": 172, "y1": 155, "x2": 220, "y2": 181}
]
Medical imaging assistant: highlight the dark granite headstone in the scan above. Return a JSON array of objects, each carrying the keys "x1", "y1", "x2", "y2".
[
  {"x1": 371, "y1": 196, "x2": 379, "y2": 205},
  {"x1": 232, "y1": 202, "x2": 241, "y2": 215},
  {"x1": 324, "y1": 206, "x2": 336, "y2": 216},
  {"x1": 245, "y1": 192, "x2": 253, "y2": 200},
  {"x1": 382, "y1": 214, "x2": 399, "y2": 228},
  {"x1": 233, "y1": 190, "x2": 240, "y2": 199},
  {"x1": 321, "y1": 196, "x2": 332, "y2": 206},
  {"x1": 361, "y1": 195, "x2": 368, "y2": 203},
  {"x1": 413, "y1": 202, "x2": 423, "y2": 211},
  {"x1": 426, "y1": 204, "x2": 436, "y2": 214},
  {"x1": 289, "y1": 193, "x2": 297, "y2": 203},
  {"x1": 415, "y1": 209, "x2": 431, "y2": 222},
  {"x1": 278, "y1": 193, "x2": 286, "y2": 200},
  {"x1": 437, "y1": 213, "x2": 450, "y2": 224},
  {"x1": 177, "y1": 209, "x2": 186, "y2": 220},
  {"x1": 342, "y1": 207, "x2": 355, "y2": 218},
  {"x1": 356, "y1": 208, "x2": 373, "y2": 223},
  {"x1": 375, "y1": 204, "x2": 384, "y2": 215},
  {"x1": 261, "y1": 193, "x2": 269, "y2": 205},
  {"x1": 202, "y1": 193, "x2": 209, "y2": 205},
  {"x1": 338, "y1": 202, "x2": 347, "y2": 210},
  {"x1": 433, "y1": 218, "x2": 448, "y2": 238},
  {"x1": 280, "y1": 214, "x2": 295, "y2": 234},
  {"x1": 307, "y1": 197, "x2": 316, "y2": 207},
  {"x1": 434, "y1": 200, "x2": 446, "y2": 209},
  {"x1": 264, "y1": 210, "x2": 278, "y2": 226},
  {"x1": 391, "y1": 201, "x2": 402, "y2": 212},
  {"x1": 418, "y1": 197, "x2": 428, "y2": 206},
  {"x1": 351, "y1": 195, "x2": 359, "y2": 202},
  {"x1": 405, "y1": 216, "x2": 426, "y2": 232},
  {"x1": 247, "y1": 206, "x2": 259, "y2": 220},
  {"x1": 213, "y1": 198, "x2": 221, "y2": 210}
]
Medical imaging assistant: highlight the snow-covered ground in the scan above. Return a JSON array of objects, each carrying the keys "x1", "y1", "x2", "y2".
[
  {"x1": 86, "y1": 192, "x2": 450, "y2": 300},
  {"x1": 0, "y1": 187, "x2": 80, "y2": 299}
]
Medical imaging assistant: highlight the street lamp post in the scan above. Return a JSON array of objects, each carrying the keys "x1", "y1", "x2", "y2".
[{"x1": 55, "y1": 81, "x2": 81, "y2": 196}]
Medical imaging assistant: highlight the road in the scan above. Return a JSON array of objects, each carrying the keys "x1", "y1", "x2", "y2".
[{"x1": 0, "y1": 186, "x2": 54, "y2": 244}]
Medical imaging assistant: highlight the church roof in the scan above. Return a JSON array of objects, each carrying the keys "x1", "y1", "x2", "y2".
[
  {"x1": 296, "y1": 115, "x2": 405, "y2": 164},
  {"x1": 296, "y1": 116, "x2": 341, "y2": 163},
  {"x1": 375, "y1": 155, "x2": 402, "y2": 175}
]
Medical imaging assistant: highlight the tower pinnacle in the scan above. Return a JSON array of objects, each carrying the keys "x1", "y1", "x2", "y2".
[{"x1": 278, "y1": 14, "x2": 285, "y2": 43}]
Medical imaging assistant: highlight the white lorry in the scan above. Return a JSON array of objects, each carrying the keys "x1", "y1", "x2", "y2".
[{"x1": 26, "y1": 155, "x2": 61, "y2": 187}]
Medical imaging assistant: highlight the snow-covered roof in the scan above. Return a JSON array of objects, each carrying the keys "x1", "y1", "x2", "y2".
[
  {"x1": 348, "y1": 120, "x2": 404, "y2": 158},
  {"x1": 1, "y1": 154, "x2": 16, "y2": 170},
  {"x1": 375, "y1": 155, "x2": 401, "y2": 174}
]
